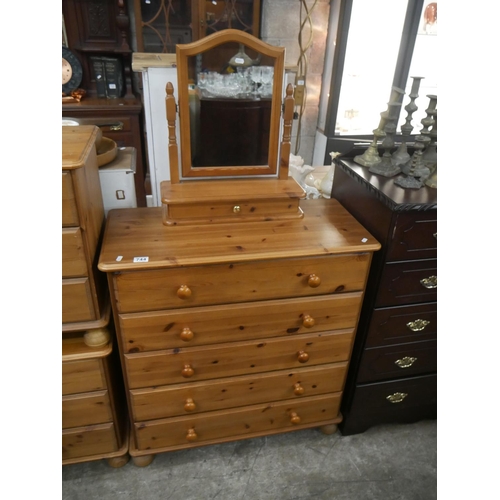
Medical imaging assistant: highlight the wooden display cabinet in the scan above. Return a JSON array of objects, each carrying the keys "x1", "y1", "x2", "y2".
[
  {"x1": 62, "y1": 0, "x2": 148, "y2": 206},
  {"x1": 133, "y1": 0, "x2": 261, "y2": 52}
]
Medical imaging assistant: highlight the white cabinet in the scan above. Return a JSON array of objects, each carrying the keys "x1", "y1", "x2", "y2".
[
  {"x1": 132, "y1": 54, "x2": 179, "y2": 207},
  {"x1": 99, "y1": 148, "x2": 137, "y2": 215}
]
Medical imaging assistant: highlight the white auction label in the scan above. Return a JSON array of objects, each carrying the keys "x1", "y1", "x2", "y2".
[{"x1": 133, "y1": 256, "x2": 149, "y2": 263}]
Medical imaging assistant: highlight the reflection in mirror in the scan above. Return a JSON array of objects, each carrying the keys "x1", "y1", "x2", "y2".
[
  {"x1": 187, "y1": 42, "x2": 276, "y2": 168},
  {"x1": 174, "y1": 30, "x2": 285, "y2": 180}
]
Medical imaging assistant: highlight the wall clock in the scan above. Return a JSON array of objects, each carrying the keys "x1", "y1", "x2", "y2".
[{"x1": 62, "y1": 46, "x2": 83, "y2": 94}]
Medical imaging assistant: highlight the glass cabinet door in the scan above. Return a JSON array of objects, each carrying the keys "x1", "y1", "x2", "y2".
[
  {"x1": 134, "y1": 0, "x2": 261, "y2": 53},
  {"x1": 201, "y1": 0, "x2": 261, "y2": 37}
]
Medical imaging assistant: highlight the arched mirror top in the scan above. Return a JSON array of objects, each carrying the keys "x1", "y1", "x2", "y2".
[{"x1": 174, "y1": 29, "x2": 286, "y2": 181}]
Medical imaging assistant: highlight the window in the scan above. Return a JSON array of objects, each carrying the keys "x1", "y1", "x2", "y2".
[{"x1": 322, "y1": 0, "x2": 437, "y2": 160}]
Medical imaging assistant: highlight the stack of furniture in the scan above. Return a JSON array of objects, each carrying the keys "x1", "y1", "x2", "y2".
[
  {"x1": 62, "y1": 0, "x2": 147, "y2": 206},
  {"x1": 331, "y1": 158, "x2": 437, "y2": 435},
  {"x1": 97, "y1": 30, "x2": 381, "y2": 467},
  {"x1": 62, "y1": 126, "x2": 129, "y2": 466}
]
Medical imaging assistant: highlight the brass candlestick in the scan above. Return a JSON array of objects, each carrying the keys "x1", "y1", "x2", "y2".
[
  {"x1": 369, "y1": 102, "x2": 401, "y2": 177},
  {"x1": 392, "y1": 76, "x2": 424, "y2": 169},
  {"x1": 354, "y1": 86, "x2": 405, "y2": 168}
]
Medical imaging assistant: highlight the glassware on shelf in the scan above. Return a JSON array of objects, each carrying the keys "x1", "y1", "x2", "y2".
[
  {"x1": 249, "y1": 66, "x2": 262, "y2": 98},
  {"x1": 259, "y1": 66, "x2": 274, "y2": 97}
]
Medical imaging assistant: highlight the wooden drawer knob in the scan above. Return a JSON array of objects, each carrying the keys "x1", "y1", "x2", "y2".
[
  {"x1": 181, "y1": 364, "x2": 195, "y2": 378},
  {"x1": 184, "y1": 398, "x2": 196, "y2": 412},
  {"x1": 302, "y1": 314, "x2": 315, "y2": 328},
  {"x1": 293, "y1": 383, "x2": 305, "y2": 395},
  {"x1": 177, "y1": 285, "x2": 192, "y2": 299},
  {"x1": 186, "y1": 428, "x2": 198, "y2": 441},
  {"x1": 290, "y1": 412, "x2": 301, "y2": 425},
  {"x1": 180, "y1": 327, "x2": 194, "y2": 341},
  {"x1": 307, "y1": 274, "x2": 321, "y2": 288},
  {"x1": 297, "y1": 350, "x2": 309, "y2": 363}
]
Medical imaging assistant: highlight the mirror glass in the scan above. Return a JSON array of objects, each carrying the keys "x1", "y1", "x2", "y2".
[{"x1": 176, "y1": 31, "x2": 285, "y2": 179}]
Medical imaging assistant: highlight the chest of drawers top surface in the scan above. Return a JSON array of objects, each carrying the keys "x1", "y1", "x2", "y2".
[
  {"x1": 336, "y1": 160, "x2": 437, "y2": 211},
  {"x1": 98, "y1": 199, "x2": 380, "y2": 272},
  {"x1": 62, "y1": 126, "x2": 100, "y2": 170}
]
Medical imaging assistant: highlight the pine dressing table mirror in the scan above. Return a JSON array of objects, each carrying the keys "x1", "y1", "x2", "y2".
[{"x1": 160, "y1": 29, "x2": 305, "y2": 226}]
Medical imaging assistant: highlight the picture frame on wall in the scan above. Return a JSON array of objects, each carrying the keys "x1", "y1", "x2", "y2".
[{"x1": 419, "y1": 2, "x2": 437, "y2": 35}]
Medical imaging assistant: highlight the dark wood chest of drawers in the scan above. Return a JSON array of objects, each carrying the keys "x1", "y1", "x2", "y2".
[{"x1": 331, "y1": 159, "x2": 437, "y2": 435}]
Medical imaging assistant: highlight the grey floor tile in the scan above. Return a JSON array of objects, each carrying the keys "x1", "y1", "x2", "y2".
[{"x1": 62, "y1": 420, "x2": 437, "y2": 500}]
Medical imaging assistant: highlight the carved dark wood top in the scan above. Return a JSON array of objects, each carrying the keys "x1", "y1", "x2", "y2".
[{"x1": 336, "y1": 160, "x2": 437, "y2": 212}]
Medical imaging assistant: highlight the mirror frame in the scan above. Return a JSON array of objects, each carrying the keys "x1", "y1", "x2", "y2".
[{"x1": 175, "y1": 29, "x2": 285, "y2": 180}]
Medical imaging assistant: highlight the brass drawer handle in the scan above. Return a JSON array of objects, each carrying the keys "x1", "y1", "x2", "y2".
[
  {"x1": 186, "y1": 428, "x2": 198, "y2": 441},
  {"x1": 394, "y1": 356, "x2": 417, "y2": 368},
  {"x1": 297, "y1": 350, "x2": 309, "y2": 363},
  {"x1": 307, "y1": 274, "x2": 321, "y2": 288},
  {"x1": 420, "y1": 276, "x2": 437, "y2": 289},
  {"x1": 290, "y1": 412, "x2": 301, "y2": 425},
  {"x1": 180, "y1": 327, "x2": 194, "y2": 341},
  {"x1": 109, "y1": 122, "x2": 124, "y2": 131},
  {"x1": 181, "y1": 364, "x2": 195, "y2": 378},
  {"x1": 233, "y1": 205, "x2": 241, "y2": 213},
  {"x1": 302, "y1": 314, "x2": 315, "y2": 328},
  {"x1": 293, "y1": 383, "x2": 305, "y2": 396},
  {"x1": 184, "y1": 398, "x2": 196, "y2": 412},
  {"x1": 406, "y1": 319, "x2": 430, "y2": 332},
  {"x1": 386, "y1": 392, "x2": 408, "y2": 404},
  {"x1": 177, "y1": 285, "x2": 192, "y2": 299}
]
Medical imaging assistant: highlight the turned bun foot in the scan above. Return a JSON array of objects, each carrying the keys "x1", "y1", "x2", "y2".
[
  {"x1": 319, "y1": 424, "x2": 338, "y2": 435},
  {"x1": 132, "y1": 454, "x2": 155, "y2": 467},
  {"x1": 83, "y1": 328, "x2": 110, "y2": 347},
  {"x1": 107, "y1": 454, "x2": 130, "y2": 468}
]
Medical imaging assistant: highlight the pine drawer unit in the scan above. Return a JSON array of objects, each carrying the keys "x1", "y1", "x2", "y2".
[
  {"x1": 62, "y1": 335, "x2": 129, "y2": 466},
  {"x1": 98, "y1": 199, "x2": 380, "y2": 465},
  {"x1": 331, "y1": 159, "x2": 437, "y2": 435},
  {"x1": 62, "y1": 126, "x2": 107, "y2": 329}
]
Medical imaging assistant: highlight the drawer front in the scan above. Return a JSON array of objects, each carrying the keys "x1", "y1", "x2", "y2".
[
  {"x1": 62, "y1": 422, "x2": 118, "y2": 460},
  {"x1": 62, "y1": 390, "x2": 112, "y2": 429},
  {"x1": 357, "y1": 340, "x2": 437, "y2": 383},
  {"x1": 62, "y1": 228, "x2": 88, "y2": 278},
  {"x1": 134, "y1": 393, "x2": 341, "y2": 451},
  {"x1": 125, "y1": 329, "x2": 354, "y2": 389},
  {"x1": 375, "y1": 259, "x2": 437, "y2": 307},
  {"x1": 62, "y1": 278, "x2": 96, "y2": 323},
  {"x1": 165, "y1": 198, "x2": 302, "y2": 223},
  {"x1": 62, "y1": 171, "x2": 79, "y2": 227},
  {"x1": 114, "y1": 254, "x2": 371, "y2": 313},
  {"x1": 386, "y1": 211, "x2": 437, "y2": 262},
  {"x1": 130, "y1": 362, "x2": 348, "y2": 421},
  {"x1": 365, "y1": 302, "x2": 437, "y2": 348},
  {"x1": 349, "y1": 374, "x2": 437, "y2": 421},
  {"x1": 62, "y1": 359, "x2": 106, "y2": 395},
  {"x1": 120, "y1": 293, "x2": 363, "y2": 352}
]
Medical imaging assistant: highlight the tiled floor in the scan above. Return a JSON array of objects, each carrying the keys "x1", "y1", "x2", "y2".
[{"x1": 62, "y1": 419, "x2": 437, "y2": 500}]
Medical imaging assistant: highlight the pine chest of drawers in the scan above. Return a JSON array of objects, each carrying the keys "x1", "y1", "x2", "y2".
[
  {"x1": 62, "y1": 125, "x2": 107, "y2": 329},
  {"x1": 331, "y1": 159, "x2": 437, "y2": 435},
  {"x1": 98, "y1": 199, "x2": 380, "y2": 464},
  {"x1": 62, "y1": 335, "x2": 128, "y2": 466}
]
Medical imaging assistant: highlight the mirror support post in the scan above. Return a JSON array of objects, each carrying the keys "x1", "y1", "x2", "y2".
[
  {"x1": 166, "y1": 82, "x2": 180, "y2": 184},
  {"x1": 279, "y1": 84, "x2": 295, "y2": 180}
]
